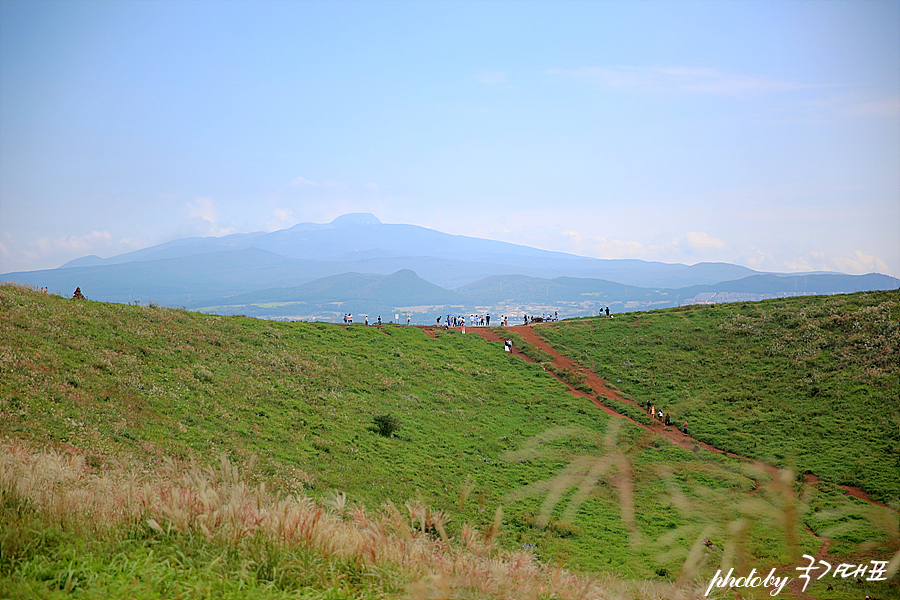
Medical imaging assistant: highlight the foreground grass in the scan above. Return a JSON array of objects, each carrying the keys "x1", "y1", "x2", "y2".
[
  {"x1": 2, "y1": 441, "x2": 657, "y2": 600},
  {"x1": 1, "y1": 284, "x2": 898, "y2": 598}
]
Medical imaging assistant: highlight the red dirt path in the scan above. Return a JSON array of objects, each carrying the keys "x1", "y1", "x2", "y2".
[
  {"x1": 420, "y1": 322, "x2": 896, "y2": 599},
  {"x1": 463, "y1": 324, "x2": 780, "y2": 468},
  {"x1": 465, "y1": 324, "x2": 889, "y2": 507}
]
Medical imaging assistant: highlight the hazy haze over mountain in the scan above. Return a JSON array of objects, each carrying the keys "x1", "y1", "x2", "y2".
[{"x1": 4, "y1": 214, "x2": 896, "y2": 323}]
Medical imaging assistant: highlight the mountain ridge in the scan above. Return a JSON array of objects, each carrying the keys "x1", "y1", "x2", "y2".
[{"x1": 5, "y1": 214, "x2": 897, "y2": 320}]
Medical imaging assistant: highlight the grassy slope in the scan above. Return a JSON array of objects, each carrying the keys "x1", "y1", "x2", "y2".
[
  {"x1": 535, "y1": 291, "x2": 900, "y2": 504},
  {"x1": 1, "y1": 284, "x2": 898, "y2": 599}
]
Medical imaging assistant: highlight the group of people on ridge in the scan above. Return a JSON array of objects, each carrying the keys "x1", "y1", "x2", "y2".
[
  {"x1": 523, "y1": 312, "x2": 558, "y2": 324},
  {"x1": 438, "y1": 314, "x2": 503, "y2": 328},
  {"x1": 343, "y1": 314, "x2": 411, "y2": 326}
]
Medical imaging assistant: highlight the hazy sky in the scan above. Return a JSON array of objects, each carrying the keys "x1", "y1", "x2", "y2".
[{"x1": 2, "y1": 0, "x2": 898, "y2": 277}]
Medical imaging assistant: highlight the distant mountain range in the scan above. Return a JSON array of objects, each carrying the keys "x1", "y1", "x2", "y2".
[{"x1": 4, "y1": 213, "x2": 897, "y2": 323}]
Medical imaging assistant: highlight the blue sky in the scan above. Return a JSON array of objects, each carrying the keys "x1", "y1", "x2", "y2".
[{"x1": 1, "y1": 0, "x2": 898, "y2": 277}]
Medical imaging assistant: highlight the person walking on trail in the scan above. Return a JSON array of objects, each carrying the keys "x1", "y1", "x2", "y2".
[
  {"x1": 606, "y1": 306, "x2": 610, "y2": 317},
  {"x1": 377, "y1": 316, "x2": 382, "y2": 325},
  {"x1": 486, "y1": 314, "x2": 490, "y2": 326},
  {"x1": 683, "y1": 422, "x2": 688, "y2": 435},
  {"x1": 406, "y1": 315, "x2": 410, "y2": 326},
  {"x1": 664, "y1": 413, "x2": 671, "y2": 426},
  {"x1": 365, "y1": 316, "x2": 369, "y2": 326}
]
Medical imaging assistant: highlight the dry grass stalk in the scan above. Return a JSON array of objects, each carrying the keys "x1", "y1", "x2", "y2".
[{"x1": 0, "y1": 440, "x2": 709, "y2": 599}]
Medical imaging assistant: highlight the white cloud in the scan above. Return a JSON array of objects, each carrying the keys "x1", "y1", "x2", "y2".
[
  {"x1": 743, "y1": 248, "x2": 770, "y2": 270},
  {"x1": 547, "y1": 65, "x2": 812, "y2": 98},
  {"x1": 187, "y1": 197, "x2": 216, "y2": 222},
  {"x1": 476, "y1": 71, "x2": 509, "y2": 86},
  {"x1": 36, "y1": 230, "x2": 113, "y2": 254},
  {"x1": 266, "y1": 208, "x2": 294, "y2": 231},
  {"x1": 186, "y1": 197, "x2": 236, "y2": 237},
  {"x1": 847, "y1": 96, "x2": 900, "y2": 118},
  {"x1": 289, "y1": 176, "x2": 316, "y2": 186},
  {"x1": 685, "y1": 231, "x2": 726, "y2": 250},
  {"x1": 749, "y1": 248, "x2": 892, "y2": 276},
  {"x1": 0, "y1": 230, "x2": 148, "y2": 273},
  {"x1": 829, "y1": 250, "x2": 890, "y2": 275},
  {"x1": 562, "y1": 229, "x2": 677, "y2": 259},
  {"x1": 783, "y1": 257, "x2": 817, "y2": 272}
]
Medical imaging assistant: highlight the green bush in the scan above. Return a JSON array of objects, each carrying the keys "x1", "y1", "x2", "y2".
[{"x1": 372, "y1": 414, "x2": 401, "y2": 437}]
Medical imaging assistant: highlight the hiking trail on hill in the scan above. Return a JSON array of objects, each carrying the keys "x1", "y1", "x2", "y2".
[{"x1": 423, "y1": 322, "x2": 897, "y2": 599}]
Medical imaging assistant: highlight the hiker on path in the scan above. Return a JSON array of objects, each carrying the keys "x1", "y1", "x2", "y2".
[
  {"x1": 606, "y1": 306, "x2": 610, "y2": 316},
  {"x1": 72, "y1": 287, "x2": 85, "y2": 299},
  {"x1": 365, "y1": 316, "x2": 369, "y2": 326},
  {"x1": 665, "y1": 413, "x2": 671, "y2": 426},
  {"x1": 683, "y1": 422, "x2": 688, "y2": 435},
  {"x1": 377, "y1": 316, "x2": 382, "y2": 325},
  {"x1": 406, "y1": 315, "x2": 410, "y2": 326},
  {"x1": 486, "y1": 314, "x2": 490, "y2": 326}
]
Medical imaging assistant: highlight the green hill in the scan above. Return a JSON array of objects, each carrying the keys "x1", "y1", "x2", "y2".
[
  {"x1": 535, "y1": 290, "x2": 900, "y2": 504},
  {"x1": 1, "y1": 284, "x2": 897, "y2": 599}
]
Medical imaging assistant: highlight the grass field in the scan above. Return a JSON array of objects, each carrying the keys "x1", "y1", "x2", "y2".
[
  {"x1": 1, "y1": 284, "x2": 897, "y2": 599},
  {"x1": 535, "y1": 291, "x2": 900, "y2": 504}
]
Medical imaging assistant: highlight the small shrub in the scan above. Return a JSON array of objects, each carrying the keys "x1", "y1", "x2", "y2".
[{"x1": 372, "y1": 414, "x2": 401, "y2": 437}]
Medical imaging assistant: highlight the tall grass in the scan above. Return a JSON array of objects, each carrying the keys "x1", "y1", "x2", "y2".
[{"x1": 0, "y1": 441, "x2": 709, "y2": 599}]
